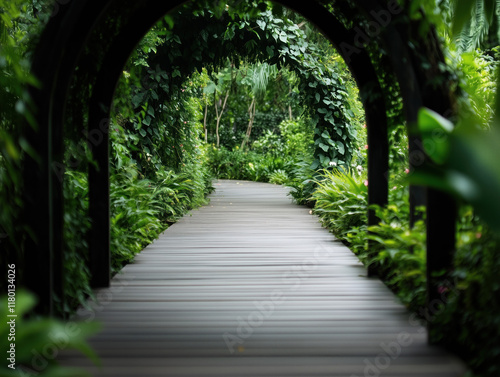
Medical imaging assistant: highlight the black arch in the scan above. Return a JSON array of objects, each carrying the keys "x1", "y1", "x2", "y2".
[{"x1": 23, "y1": 0, "x2": 455, "y2": 336}]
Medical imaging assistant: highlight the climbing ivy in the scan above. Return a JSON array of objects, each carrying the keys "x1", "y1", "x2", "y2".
[{"x1": 114, "y1": 1, "x2": 360, "y2": 175}]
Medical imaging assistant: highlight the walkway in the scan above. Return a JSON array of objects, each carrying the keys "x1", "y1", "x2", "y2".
[{"x1": 62, "y1": 180, "x2": 466, "y2": 376}]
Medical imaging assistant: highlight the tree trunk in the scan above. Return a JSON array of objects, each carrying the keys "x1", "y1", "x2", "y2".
[
  {"x1": 215, "y1": 90, "x2": 229, "y2": 148},
  {"x1": 203, "y1": 102, "x2": 208, "y2": 143},
  {"x1": 241, "y1": 98, "x2": 256, "y2": 150}
]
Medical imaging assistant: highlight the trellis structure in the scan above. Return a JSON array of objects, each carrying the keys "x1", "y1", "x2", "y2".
[{"x1": 22, "y1": 0, "x2": 456, "y2": 342}]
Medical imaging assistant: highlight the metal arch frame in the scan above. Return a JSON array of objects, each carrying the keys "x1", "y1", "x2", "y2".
[{"x1": 24, "y1": 0, "x2": 455, "y2": 341}]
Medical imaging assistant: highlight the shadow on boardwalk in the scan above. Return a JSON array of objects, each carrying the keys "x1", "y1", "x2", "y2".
[{"x1": 61, "y1": 180, "x2": 466, "y2": 376}]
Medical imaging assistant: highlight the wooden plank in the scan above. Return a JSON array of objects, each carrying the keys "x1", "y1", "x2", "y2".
[{"x1": 61, "y1": 180, "x2": 466, "y2": 376}]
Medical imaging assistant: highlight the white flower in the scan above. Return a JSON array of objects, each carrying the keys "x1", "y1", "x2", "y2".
[{"x1": 329, "y1": 161, "x2": 337, "y2": 167}]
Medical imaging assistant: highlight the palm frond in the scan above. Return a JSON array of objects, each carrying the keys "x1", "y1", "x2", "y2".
[{"x1": 454, "y1": 0, "x2": 500, "y2": 52}]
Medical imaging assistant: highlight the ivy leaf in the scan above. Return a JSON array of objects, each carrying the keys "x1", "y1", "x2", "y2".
[
  {"x1": 417, "y1": 108, "x2": 452, "y2": 164},
  {"x1": 266, "y1": 46, "x2": 274, "y2": 58},
  {"x1": 131, "y1": 93, "x2": 145, "y2": 108},
  {"x1": 224, "y1": 26, "x2": 236, "y2": 41},
  {"x1": 319, "y1": 143, "x2": 329, "y2": 152},
  {"x1": 139, "y1": 129, "x2": 147, "y2": 137},
  {"x1": 337, "y1": 141, "x2": 345, "y2": 155},
  {"x1": 256, "y1": 19, "x2": 266, "y2": 30},
  {"x1": 315, "y1": 93, "x2": 321, "y2": 103},
  {"x1": 201, "y1": 29, "x2": 208, "y2": 42}
]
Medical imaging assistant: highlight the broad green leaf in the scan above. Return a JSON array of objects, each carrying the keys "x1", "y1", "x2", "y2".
[
  {"x1": 417, "y1": 107, "x2": 452, "y2": 164},
  {"x1": 203, "y1": 81, "x2": 217, "y2": 94},
  {"x1": 319, "y1": 143, "x2": 329, "y2": 152},
  {"x1": 337, "y1": 141, "x2": 345, "y2": 155},
  {"x1": 418, "y1": 108, "x2": 453, "y2": 134},
  {"x1": 448, "y1": 123, "x2": 500, "y2": 230}
]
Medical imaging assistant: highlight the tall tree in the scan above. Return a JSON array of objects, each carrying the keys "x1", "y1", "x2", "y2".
[{"x1": 240, "y1": 62, "x2": 278, "y2": 149}]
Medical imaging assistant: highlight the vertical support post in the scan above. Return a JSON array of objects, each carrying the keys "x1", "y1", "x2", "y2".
[
  {"x1": 88, "y1": 107, "x2": 111, "y2": 288},
  {"x1": 51, "y1": 111, "x2": 65, "y2": 316},
  {"x1": 408, "y1": 135, "x2": 427, "y2": 226},
  {"x1": 23, "y1": 80, "x2": 66, "y2": 318},
  {"x1": 23, "y1": 139, "x2": 53, "y2": 316},
  {"x1": 366, "y1": 112, "x2": 389, "y2": 277},
  {"x1": 426, "y1": 187, "x2": 456, "y2": 343}
]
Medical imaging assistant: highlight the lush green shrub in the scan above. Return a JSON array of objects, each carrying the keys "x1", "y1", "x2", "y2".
[
  {"x1": 108, "y1": 126, "x2": 213, "y2": 273},
  {"x1": 286, "y1": 157, "x2": 317, "y2": 206},
  {"x1": 309, "y1": 163, "x2": 500, "y2": 376},
  {"x1": 206, "y1": 117, "x2": 314, "y2": 186},
  {"x1": 311, "y1": 168, "x2": 368, "y2": 251},
  {"x1": 268, "y1": 169, "x2": 290, "y2": 185},
  {"x1": 251, "y1": 119, "x2": 314, "y2": 159},
  {"x1": 367, "y1": 203, "x2": 427, "y2": 309},
  {"x1": 206, "y1": 146, "x2": 258, "y2": 180}
]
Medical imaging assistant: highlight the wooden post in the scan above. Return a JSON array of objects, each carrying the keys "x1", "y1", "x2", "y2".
[
  {"x1": 408, "y1": 135, "x2": 427, "y2": 226},
  {"x1": 426, "y1": 188, "x2": 456, "y2": 343},
  {"x1": 88, "y1": 107, "x2": 111, "y2": 288},
  {"x1": 84, "y1": 0, "x2": 188, "y2": 288},
  {"x1": 23, "y1": 126, "x2": 53, "y2": 316},
  {"x1": 366, "y1": 114, "x2": 389, "y2": 276}
]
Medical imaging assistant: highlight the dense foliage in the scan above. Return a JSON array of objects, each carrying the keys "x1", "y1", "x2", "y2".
[{"x1": 2, "y1": 0, "x2": 500, "y2": 376}]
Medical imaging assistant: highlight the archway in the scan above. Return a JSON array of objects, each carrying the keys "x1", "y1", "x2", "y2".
[{"x1": 22, "y1": 0, "x2": 456, "y2": 342}]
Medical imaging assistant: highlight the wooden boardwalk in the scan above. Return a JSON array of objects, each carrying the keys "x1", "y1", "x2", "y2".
[{"x1": 61, "y1": 180, "x2": 466, "y2": 376}]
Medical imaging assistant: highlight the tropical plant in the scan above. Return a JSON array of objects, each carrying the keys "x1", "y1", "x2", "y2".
[
  {"x1": 0, "y1": 291, "x2": 100, "y2": 377},
  {"x1": 311, "y1": 168, "x2": 368, "y2": 252},
  {"x1": 367, "y1": 204, "x2": 427, "y2": 309},
  {"x1": 451, "y1": 0, "x2": 500, "y2": 52},
  {"x1": 268, "y1": 169, "x2": 290, "y2": 185}
]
